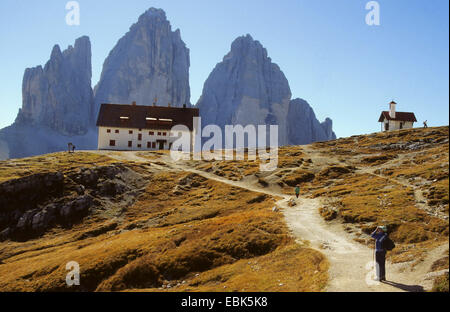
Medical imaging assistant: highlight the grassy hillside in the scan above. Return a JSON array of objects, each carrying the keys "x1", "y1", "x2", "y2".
[
  {"x1": 180, "y1": 126, "x2": 449, "y2": 290},
  {"x1": 0, "y1": 126, "x2": 447, "y2": 292},
  {"x1": 304, "y1": 127, "x2": 448, "y2": 265},
  {"x1": 0, "y1": 152, "x2": 327, "y2": 292}
]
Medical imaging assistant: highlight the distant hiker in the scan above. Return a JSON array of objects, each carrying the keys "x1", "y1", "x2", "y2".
[
  {"x1": 370, "y1": 225, "x2": 393, "y2": 282},
  {"x1": 294, "y1": 185, "x2": 300, "y2": 199},
  {"x1": 68, "y1": 143, "x2": 73, "y2": 153},
  {"x1": 423, "y1": 120, "x2": 428, "y2": 128},
  {"x1": 72, "y1": 145, "x2": 76, "y2": 153}
]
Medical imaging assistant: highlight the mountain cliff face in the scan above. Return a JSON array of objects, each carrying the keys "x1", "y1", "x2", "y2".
[
  {"x1": 197, "y1": 35, "x2": 292, "y2": 145},
  {"x1": 17, "y1": 36, "x2": 94, "y2": 136},
  {"x1": 196, "y1": 34, "x2": 335, "y2": 146},
  {"x1": 287, "y1": 98, "x2": 336, "y2": 145},
  {"x1": 321, "y1": 118, "x2": 336, "y2": 141},
  {"x1": 94, "y1": 8, "x2": 191, "y2": 114},
  {"x1": 0, "y1": 9, "x2": 337, "y2": 160},
  {"x1": 0, "y1": 36, "x2": 96, "y2": 160}
]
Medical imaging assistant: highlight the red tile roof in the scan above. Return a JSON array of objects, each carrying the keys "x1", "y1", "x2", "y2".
[
  {"x1": 378, "y1": 111, "x2": 417, "y2": 123},
  {"x1": 96, "y1": 104, "x2": 199, "y2": 131}
]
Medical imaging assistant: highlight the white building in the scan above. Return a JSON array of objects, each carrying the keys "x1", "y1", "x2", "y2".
[
  {"x1": 96, "y1": 102, "x2": 199, "y2": 151},
  {"x1": 378, "y1": 101, "x2": 417, "y2": 131}
]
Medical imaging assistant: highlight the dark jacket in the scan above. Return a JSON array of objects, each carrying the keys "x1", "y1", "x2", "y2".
[{"x1": 371, "y1": 230, "x2": 387, "y2": 252}]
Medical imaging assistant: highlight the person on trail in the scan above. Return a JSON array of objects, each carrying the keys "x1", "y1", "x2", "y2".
[
  {"x1": 72, "y1": 145, "x2": 76, "y2": 153},
  {"x1": 371, "y1": 225, "x2": 388, "y2": 282},
  {"x1": 68, "y1": 143, "x2": 73, "y2": 153},
  {"x1": 423, "y1": 120, "x2": 428, "y2": 128},
  {"x1": 294, "y1": 185, "x2": 300, "y2": 199}
]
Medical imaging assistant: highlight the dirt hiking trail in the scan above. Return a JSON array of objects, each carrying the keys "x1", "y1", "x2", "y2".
[{"x1": 92, "y1": 150, "x2": 448, "y2": 292}]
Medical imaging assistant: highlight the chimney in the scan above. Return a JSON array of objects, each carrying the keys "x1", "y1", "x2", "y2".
[
  {"x1": 389, "y1": 101, "x2": 396, "y2": 119},
  {"x1": 132, "y1": 101, "x2": 136, "y2": 106}
]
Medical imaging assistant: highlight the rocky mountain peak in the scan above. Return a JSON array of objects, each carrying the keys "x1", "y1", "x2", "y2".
[
  {"x1": 17, "y1": 36, "x2": 94, "y2": 136},
  {"x1": 287, "y1": 98, "x2": 336, "y2": 145},
  {"x1": 197, "y1": 35, "x2": 336, "y2": 146},
  {"x1": 94, "y1": 8, "x2": 191, "y2": 113},
  {"x1": 50, "y1": 45, "x2": 62, "y2": 60},
  {"x1": 229, "y1": 34, "x2": 267, "y2": 57},
  {"x1": 140, "y1": 7, "x2": 167, "y2": 20},
  {"x1": 197, "y1": 34, "x2": 292, "y2": 145}
]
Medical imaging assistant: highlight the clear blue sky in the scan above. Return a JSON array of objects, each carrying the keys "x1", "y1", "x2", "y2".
[{"x1": 0, "y1": 0, "x2": 448, "y2": 138}]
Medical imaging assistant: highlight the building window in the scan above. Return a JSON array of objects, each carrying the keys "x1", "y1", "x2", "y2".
[
  {"x1": 138, "y1": 134, "x2": 142, "y2": 141},
  {"x1": 147, "y1": 142, "x2": 151, "y2": 148},
  {"x1": 149, "y1": 131, "x2": 154, "y2": 135},
  {"x1": 115, "y1": 129, "x2": 119, "y2": 134},
  {"x1": 152, "y1": 142, "x2": 156, "y2": 149},
  {"x1": 139, "y1": 128, "x2": 142, "y2": 131},
  {"x1": 129, "y1": 130, "x2": 133, "y2": 134},
  {"x1": 137, "y1": 144, "x2": 142, "y2": 148},
  {"x1": 128, "y1": 141, "x2": 132, "y2": 147},
  {"x1": 107, "y1": 129, "x2": 111, "y2": 133},
  {"x1": 162, "y1": 132, "x2": 167, "y2": 136},
  {"x1": 109, "y1": 140, "x2": 116, "y2": 147},
  {"x1": 158, "y1": 132, "x2": 162, "y2": 136}
]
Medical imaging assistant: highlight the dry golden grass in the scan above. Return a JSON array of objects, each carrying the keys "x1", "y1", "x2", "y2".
[
  {"x1": 0, "y1": 156, "x2": 327, "y2": 292},
  {"x1": 432, "y1": 273, "x2": 449, "y2": 292},
  {"x1": 281, "y1": 169, "x2": 315, "y2": 187},
  {"x1": 313, "y1": 126, "x2": 449, "y2": 154},
  {"x1": 305, "y1": 127, "x2": 449, "y2": 265},
  {"x1": 430, "y1": 253, "x2": 449, "y2": 272},
  {"x1": 139, "y1": 244, "x2": 328, "y2": 292},
  {"x1": 172, "y1": 127, "x2": 448, "y2": 269},
  {"x1": 0, "y1": 152, "x2": 114, "y2": 183}
]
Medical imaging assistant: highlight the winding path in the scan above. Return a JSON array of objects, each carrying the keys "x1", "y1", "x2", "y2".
[{"x1": 90, "y1": 150, "x2": 447, "y2": 292}]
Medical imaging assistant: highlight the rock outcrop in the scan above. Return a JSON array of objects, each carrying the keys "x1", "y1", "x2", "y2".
[
  {"x1": 94, "y1": 8, "x2": 191, "y2": 114},
  {"x1": 0, "y1": 164, "x2": 146, "y2": 241},
  {"x1": 0, "y1": 171, "x2": 66, "y2": 240},
  {"x1": 17, "y1": 36, "x2": 94, "y2": 136},
  {"x1": 321, "y1": 118, "x2": 336, "y2": 141},
  {"x1": 287, "y1": 98, "x2": 336, "y2": 145},
  {"x1": 196, "y1": 34, "x2": 336, "y2": 146}
]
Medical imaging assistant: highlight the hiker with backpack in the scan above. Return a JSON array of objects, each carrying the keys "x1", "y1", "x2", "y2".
[{"x1": 370, "y1": 225, "x2": 395, "y2": 282}]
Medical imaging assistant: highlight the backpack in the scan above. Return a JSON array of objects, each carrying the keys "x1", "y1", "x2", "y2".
[{"x1": 383, "y1": 236, "x2": 395, "y2": 251}]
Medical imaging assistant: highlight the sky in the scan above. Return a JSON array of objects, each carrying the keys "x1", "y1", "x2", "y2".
[{"x1": 0, "y1": 0, "x2": 448, "y2": 138}]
